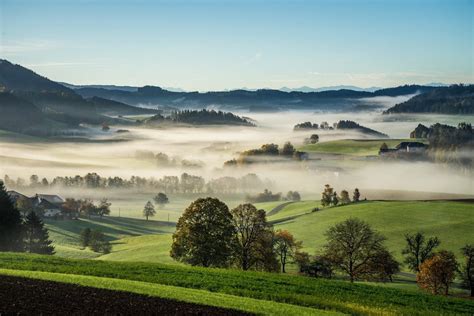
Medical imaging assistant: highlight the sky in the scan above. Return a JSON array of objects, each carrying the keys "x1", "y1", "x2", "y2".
[{"x1": 0, "y1": 0, "x2": 473, "y2": 91}]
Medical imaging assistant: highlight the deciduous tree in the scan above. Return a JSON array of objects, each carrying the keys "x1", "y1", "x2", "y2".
[
  {"x1": 353, "y1": 188, "x2": 360, "y2": 202},
  {"x1": 459, "y1": 244, "x2": 474, "y2": 297},
  {"x1": 273, "y1": 229, "x2": 302, "y2": 273},
  {"x1": 230, "y1": 203, "x2": 276, "y2": 271},
  {"x1": 154, "y1": 192, "x2": 169, "y2": 207},
  {"x1": 143, "y1": 201, "x2": 156, "y2": 221},
  {"x1": 417, "y1": 250, "x2": 458, "y2": 295},
  {"x1": 97, "y1": 198, "x2": 111, "y2": 218},
  {"x1": 171, "y1": 198, "x2": 236, "y2": 267},
  {"x1": 340, "y1": 190, "x2": 351, "y2": 204},
  {"x1": 402, "y1": 232, "x2": 440, "y2": 272},
  {"x1": 323, "y1": 218, "x2": 387, "y2": 282}
]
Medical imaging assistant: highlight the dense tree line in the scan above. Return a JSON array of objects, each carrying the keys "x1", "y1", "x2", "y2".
[
  {"x1": 145, "y1": 109, "x2": 255, "y2": 126},
  {"x1": 3, "y1": 172, "x2": 267, "y2": 194}
]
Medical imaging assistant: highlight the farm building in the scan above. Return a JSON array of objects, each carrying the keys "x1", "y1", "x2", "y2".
[{"x1": 7, "y1": 191, "x2": 66, "y2": 218}]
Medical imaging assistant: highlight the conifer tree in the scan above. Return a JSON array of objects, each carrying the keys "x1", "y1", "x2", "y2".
[
  {"x1": 0, "y1": 181, "x2": 24, "y2": 252},
  {"x1": 23, "y1": 211, "x2": 54, "y2": 255}
]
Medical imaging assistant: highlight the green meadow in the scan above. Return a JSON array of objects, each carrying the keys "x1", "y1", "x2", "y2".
[
  {"x1": 299, "y1": 139, "x2": 428, "y2": 156},
  {"x1": 1, "y1": 253, "x2": 473, "y2": 315}
]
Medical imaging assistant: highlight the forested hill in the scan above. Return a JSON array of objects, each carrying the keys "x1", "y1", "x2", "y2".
[
  {"x1": 0, "y1": 59, "x2": 71, "y2": 93},
  {"x1": 384, "y1": 85, "x2": 474, "y2": 114},
  {"x1": 144, "y1": 109, "x2": 255, "y2": 126}
]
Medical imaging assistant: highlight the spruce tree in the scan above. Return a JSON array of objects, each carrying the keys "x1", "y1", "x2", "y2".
[
  {"x1": 23, "y1": 211, "x2": 55, "y2": 255},
  {"x1": 0, "y1": 181, "x2": 24, "y2": 252}
]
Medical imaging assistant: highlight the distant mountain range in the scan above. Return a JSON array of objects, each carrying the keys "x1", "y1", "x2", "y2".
[
  {"x1": 0, "y1": 59, "x2": 471, "y2": 136},
  {"x1": 279, "y1": 85, "x2": 382, "y2": 93},
  {"x1": 72, "y1": 84, "x2": 437, "y2": 112}
]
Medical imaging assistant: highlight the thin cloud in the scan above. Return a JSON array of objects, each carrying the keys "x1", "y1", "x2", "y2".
[{"x1": 0, "y1": 39, "x2": 57, "y2": 55}]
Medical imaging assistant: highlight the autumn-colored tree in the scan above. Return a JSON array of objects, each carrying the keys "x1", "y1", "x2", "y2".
[
  {"x1": 402, "y1": 232, "x2": 440, "y2": 272},
  {"x1": 171, "y1": 198, "x2": 236, "y2": 267},
  {"x1": 323, "y1": 218, "x2": 388, "y2": 282},
  {"x1": 273, "y1": 229, "x2": 302, "y2": 273},
  {"x1": 231, "y1": 203, "x2": 276, "y2": 271},
  {"x1": 143, "y1": 201, "x2": 156, "y2": 221},
  {"x1": 417, "y1": 250, "x2": 458, "y2": 295},
  {"x1": 459, "y1": 244, "x2": 474, "y2": 297},
  {"x1": 339, "y1": 190, "x2": 351, "y2": 204}
]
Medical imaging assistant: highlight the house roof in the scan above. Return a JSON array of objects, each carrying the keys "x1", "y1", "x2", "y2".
[
  {"x1": 34, "y1": 194, "x2": 64, "y2": 204},
  {"x1": 6, "y1": 190, "x2": 29, "y2": 202},
  {"x1": 31, "y1": 196, "x2": 61, "y2": 210}
]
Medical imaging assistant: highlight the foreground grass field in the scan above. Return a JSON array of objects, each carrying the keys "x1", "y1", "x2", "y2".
[
  {"x1": 1, "y1": 253, "x2": 473, "y2": 315},
  {"x1": 274, "y1": 200, "x2": 474, "y2": 263},
  {"x1": 299, "y1": 139, "x2": 427, "y2": 156}
]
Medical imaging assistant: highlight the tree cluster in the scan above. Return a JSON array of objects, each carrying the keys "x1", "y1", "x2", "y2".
[
  {"x1": 321, "y1": 185, "x2": 359, "y2": 207},
  {"x1": 146, "y1": 109, "x2": 255, "y2": 126},
  {"x1": 245, "y1": 189, "x2": 301, "y2": 203},
  {"x1": 224, "y1": 142, "x2": 307, "y2": 166},
  {"x1": 61, "y1": 198, "x2": 111, "y2": 219},
  {"x1": 79, "y1": 228, "x2": 112, "y2": 254},
  {"x1": 171, "y1": 198, "x2": 303, "y2": 272},
  {"x1": 3, "y1": 172, "x2": 267, "y2": 195}
]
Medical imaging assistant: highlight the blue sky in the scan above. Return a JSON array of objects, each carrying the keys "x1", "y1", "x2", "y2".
[{"x1": 1, "y1": 0, "x2": 472, "y2": 91}]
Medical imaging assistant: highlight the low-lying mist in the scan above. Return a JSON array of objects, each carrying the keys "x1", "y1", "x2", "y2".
[{"x1": 1, "y1": 111, "x2": 473, "y2": 200}]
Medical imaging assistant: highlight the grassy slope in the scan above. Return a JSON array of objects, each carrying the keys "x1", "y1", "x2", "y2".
[
  {"x1": 45, "y1": 216, "x2": 175, "y2": 259},
  {"x1": 299, "y1": 139, "x2": 427, "y2": 156},
  {"x1": 267, "y1": 200, "x2": 320, "y2": 221},
  {"x1": 273, "y1": 201, "x2": 474, "y2": 262},
  {"x1": 99, "y1": 234, "x2": 175, "y2": 263},
  {"x1": 0, "y1": 253, "x2": 473, "y2": 315}
]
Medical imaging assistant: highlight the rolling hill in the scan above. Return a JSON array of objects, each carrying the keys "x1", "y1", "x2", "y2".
[
  {"x1": 0, "y1": 60, "x2": 166, "y2": 135},
  {"x1": 271, "y1": 200, "x2": 474, "y2": 263}
]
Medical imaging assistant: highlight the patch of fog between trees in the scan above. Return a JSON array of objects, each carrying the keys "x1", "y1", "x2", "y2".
[{"x1": 0, "y1": 111, "x2": 473, "y2": 198}]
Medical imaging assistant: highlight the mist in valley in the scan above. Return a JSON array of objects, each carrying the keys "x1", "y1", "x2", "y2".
[{"x1": 1, "y1": 107, "x2": 473, "y2": 217}]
